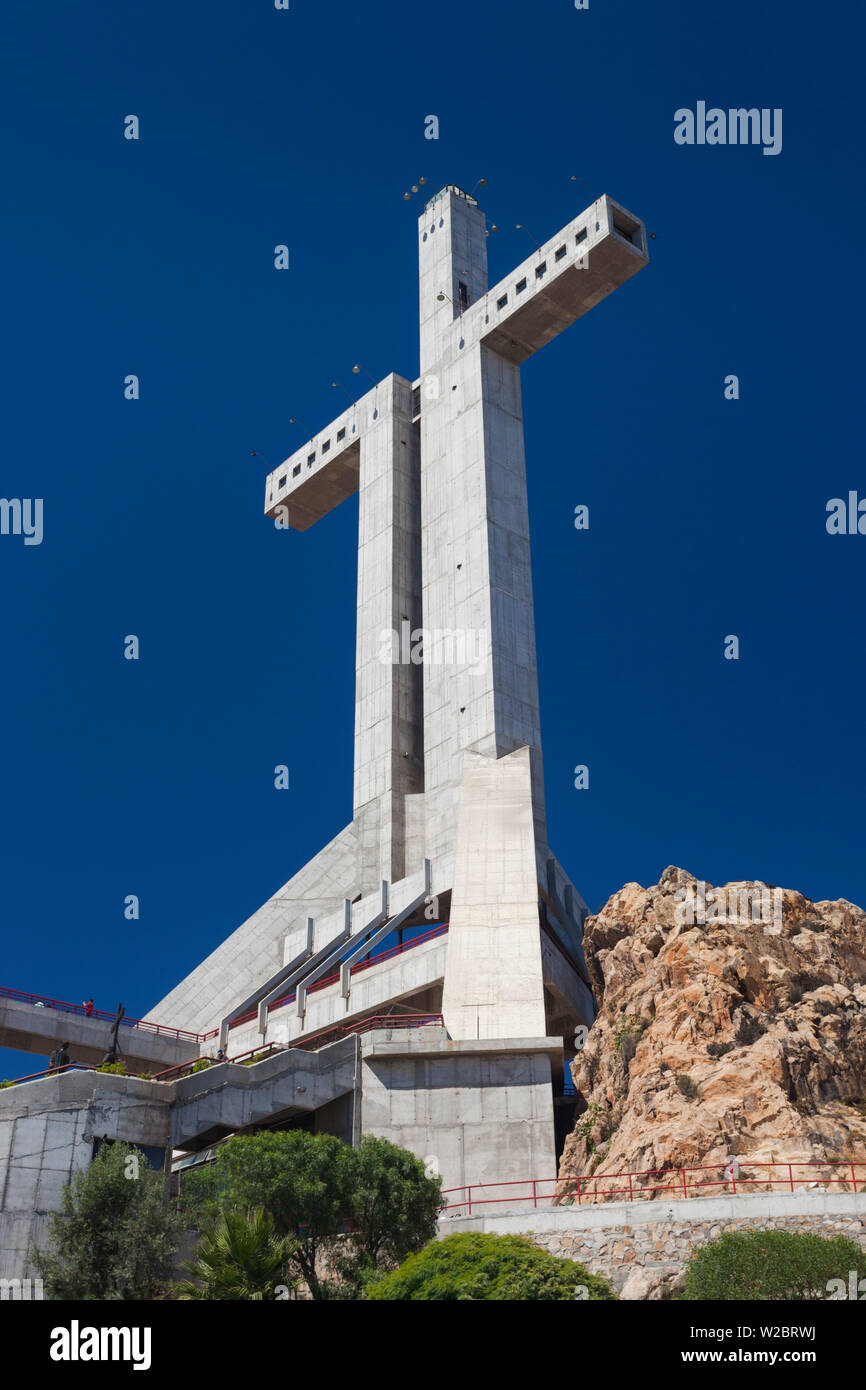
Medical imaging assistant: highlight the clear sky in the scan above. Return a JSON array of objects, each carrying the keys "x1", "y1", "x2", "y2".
[{"x1": 2, "y1": 0, "x2": 863, "y2": 1076}]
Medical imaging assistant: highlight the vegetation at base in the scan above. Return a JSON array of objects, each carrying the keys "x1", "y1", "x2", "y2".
[
  {"x1": 33, "y1": 1141, "x2": 185, "y2": 1300},
  {"x1": 613, "y1": 1015, "x2": 646, "y2": 1054},
  {"x1": 175, "y1": 1208, "x2": 297, "y2": 1300},
  {"x1": 182, "y1": 1130, "x2": 442, "y2": 1299},
  {"x1": 676, "y1": 1073, "x2": 699, "y2": 1100},
  {"x1": 366, "y1": 1232, "x2": 617, "y2": 1301},
  {"x1": 96, "y1": 1060, "x2": 127, "y2": 1074},
  {"x1": 680, "y1": 1229, "x2": 866, "y2": 1300}
]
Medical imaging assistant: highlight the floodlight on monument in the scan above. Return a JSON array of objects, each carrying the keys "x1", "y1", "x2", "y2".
[
  {"x1": 249, "y1": 451, "x2": 271, "y2": 466},
  {"x1": 332, "y1": 380, "x2": 357, "y2": 404},
  {"x1": 470, "y1": 178, "x2": 488, "y2": 198},
  {"x1": 402, "y1": 179, "x2": 428, "y2": 201},
  {"x1": 516, "y1": 224, "x2": 542, "y2": 248},
  {"x1": 289, "y1": 417, "x2": 313, "y2": 441},
  {"x1": 352, "y1": 364, "x2": 377, "y2": 383},
  {"x1": 570, "y1": 174, "x2": 596, "y2": 200}
]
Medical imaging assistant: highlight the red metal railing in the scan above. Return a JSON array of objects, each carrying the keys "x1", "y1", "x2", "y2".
[
  {"x1": 440, "y1": 1162, "x2": 866, "y2": 1214},
  {"x1": 151, "y1": 1013, "x2": 444, "y2": 1082},
  {"x1": 152, "y1": 1041, "x2": 288, "y2": 1083},
  {"x1": 204, "y1": 923, "x2": 450, "y2": 1039},
  {"x1": 305, "y1": 923, "x2": 449, "y2": 999},
  {"x1": 0, "y1": 1063, "x2": 96, "y2": 1089},
  {"x1": 286, "y1": 1012, "x2": 442, "y2": 1054},
  {"x1": 0, "y1": 986, "x2": 203, "y2": 1044}
]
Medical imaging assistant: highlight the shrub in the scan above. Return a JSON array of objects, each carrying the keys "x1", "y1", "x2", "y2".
[
  {"x1": 175, "y1": 1207, "x2": 297, "y2": 1300},
  {"x1": 681, "y1": 1229, "x2": 866, "y2": 1300},
  {"x1": 97, "y1": 1060, "x2": 126, "y2": 1075},
  {"x1": 791, "y1": 971, "x2": 824, "y2": 994},
  {"x1": 33, "y1": 1141, "x2": 184, "y2": 1300},
  {"x1": 676, "y1": 1074, "x2": 699, "y2": 1100},
  {"x1": 367, "y1": 1232, "x2": 617, "y2": 1301},
  {"x1": 613, "y1": 1016, "x2": 645, "y2": 1054},
  {"x1": 191, "y1": 1059, "x2": 211, "y2": 1074},
  {"x1": 735, "y1": 1015, "x2": 767, "y2": 1046},
  {"x1": 337, "y1": 1136, "x2": 442, "y2": 1293},
  {"x1": 182, "y1": 1130, "x2": 441, "y2": 1300},
  {"x1": 706, "y1": 1041, "x2": 734, "y2": 1059}
]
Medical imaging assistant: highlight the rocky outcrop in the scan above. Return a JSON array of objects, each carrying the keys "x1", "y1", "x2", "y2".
[{"x1": 560, "y1": 867, "x2": 866, "y2": 1196}]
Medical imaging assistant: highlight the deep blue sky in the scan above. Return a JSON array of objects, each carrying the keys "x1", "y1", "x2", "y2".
[{"x1": 2, "y1": 0, "x2": 863, "y2": 1075}]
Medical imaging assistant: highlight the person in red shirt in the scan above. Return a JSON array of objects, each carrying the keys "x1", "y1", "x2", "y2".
[{"x1": 83, "y1": 999, "x2": 94, "y2": 1017}]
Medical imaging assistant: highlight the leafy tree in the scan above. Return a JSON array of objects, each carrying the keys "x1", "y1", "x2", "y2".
[
  {"x1": 175, "y1": 1207, "x2": 297, "y2": 1300},
  {"x1": 681, "y1": 1229, "x2": 866, "y2": 1300},
  {"x1": 33, "y1": 1141, "x2": 184, "y2": 1300},
  {"x1": 366, "y1": 1232, "x2": 616, "y2": 1301},
  {"x1": 183, "y1": 1130, "x2": 352, "y2": 1299},
  {"x1": 338, "y1": 1136, "x2": 442, "y2": 1293},
  {"x1": 183, "y1": 1130, "x2": 442, "y2": 1299}
]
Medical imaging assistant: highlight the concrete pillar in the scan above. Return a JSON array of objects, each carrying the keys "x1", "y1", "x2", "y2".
[{"x1": 442, "y1": 747, "x2": 547, "y2": 1040}]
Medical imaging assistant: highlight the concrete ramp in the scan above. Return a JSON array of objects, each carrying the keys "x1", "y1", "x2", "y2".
[
  {"x1": 170, "y1": 1035, "x2": 358, "y2": 1151},
  {"x1": 0, "y1": 995, "x2": 199, "y2": 1075}
]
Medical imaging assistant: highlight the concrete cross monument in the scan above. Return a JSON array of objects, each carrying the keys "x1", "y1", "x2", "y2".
[{"x1": 149, "y1": 185, "x2": 649, "y2": 1194}]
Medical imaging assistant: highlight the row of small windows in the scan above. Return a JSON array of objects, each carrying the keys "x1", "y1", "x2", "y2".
[
  {"x1": 494, "y1": 228, "x2": 588, "y2": 311},
  {"x1": 277, "y1": 425, "x2": 351, "y2": 490}
]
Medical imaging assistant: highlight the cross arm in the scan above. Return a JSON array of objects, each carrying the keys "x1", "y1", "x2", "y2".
[
  {"x1": 472, "y1": 195, "x2": 648, "y2": 366},
  {"x1": 263, "y1": 373, "x2": 415, "y2": 532}
]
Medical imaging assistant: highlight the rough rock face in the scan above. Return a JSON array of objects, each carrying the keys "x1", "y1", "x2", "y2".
[{"x1": 560, "y1": 867, "x2": 866, "y2": 1196}]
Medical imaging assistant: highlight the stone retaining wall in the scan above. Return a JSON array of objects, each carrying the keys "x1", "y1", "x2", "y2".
[{"x1": 439, "y1": 1191, "x2": 866, "y2": 1296}]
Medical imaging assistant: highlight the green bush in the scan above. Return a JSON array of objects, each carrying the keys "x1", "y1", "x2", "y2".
[
  {"x1": 676, "y1": 1073, "x2": 699, "y2": 1100},
  {"x1": 367, "y1": 1232, "x2": 616, "y2": 1301},
  {"x1": 182, "y1": 1130, "x2": 441, "y2": 1300},
  {"x1": 681, "y1": 1229, "x2": 866, "y2": 1301},
  {"x1": 33, "y1": 1141, "x2": 184, "y2": 1300},
  {"x1": 97, "y1": 1060, "x2": 126, "y2": 1075},
  {"x1": 175, "y1": 1207, "x2": 297, "y2": 1301}
]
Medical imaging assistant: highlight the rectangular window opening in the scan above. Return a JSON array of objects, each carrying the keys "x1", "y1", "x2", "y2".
[
  {"x1": 516, "y1": 277, "x2": 527, "y2": 294},
  {"x1": 337, "y1": 427, "x2": 346, "y2": 441},
  {"x1": 497, "y1": 294, "x2": 508, "y2": 310},
  {"x1": 555, "y1": 245, "x2": 566, "y2": 262},
  {"x1": 322, "y1": 439, "x2": 331, "y2": 453},
  {"x1": 576, "y1": 228, "x2": 588, "y2": 245},
  {"x1": 307, "y1": 453, "x2": 316, "y2": 465},
  {"x1": 535, "y1": 261, "x2": 547, "y2": 279},
  {"x1": 292, "y1": 464, "x2": 301, "y2": 477},
  {"x1": 278, "y1": 476, "x2": 287, "y2": 488}
]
